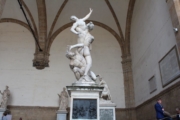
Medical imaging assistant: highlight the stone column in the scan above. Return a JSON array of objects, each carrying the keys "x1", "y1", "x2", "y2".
[
  {"x1": 122, "y1": 55, "x2": 135, "y2": 108},
  {"x1": 167, "y1": 0, "x2": 180, "y2": 54},
  {"x1": 122, "y1": 55, "x2": 137, "y2": 120},
  {"x1": 33, "y1": 0, "x2": 48, "y2": 69}
]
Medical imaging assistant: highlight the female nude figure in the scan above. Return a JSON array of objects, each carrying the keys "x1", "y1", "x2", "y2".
[{"x1": 68, "y1": 8, "x2": 94, "y2": 78}]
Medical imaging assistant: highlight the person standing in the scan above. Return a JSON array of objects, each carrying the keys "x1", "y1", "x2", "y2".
[
  {"x1": 176, "y1": 108, "x2": 180, "y2": 120},
  {"x1": 2, "y1": 112, "x2": 7, "y2": 120},
  {"x1": 154, "y1": 98, "x2": 172, "y2": 120},
  {"x1": 6, "y1": 110, "x2": 12, "y2": 120},
  {"x1": 154, "y1": 98, "x2": 164, "y2": 120}
]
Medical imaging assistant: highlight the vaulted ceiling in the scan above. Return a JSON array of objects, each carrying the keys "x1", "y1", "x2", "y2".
[{"x1": 0, "y1": 0, "x2": 135, "y2": 69}]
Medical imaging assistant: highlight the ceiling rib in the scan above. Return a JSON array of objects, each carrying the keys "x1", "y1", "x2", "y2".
[
  {"x1": 36, "y1": 0, "x2": 47, "y2": 50},
  {"x1": 48, "y1": 0, "x2": 68, "y2": 39},
  {"x1": 21, "y1": 0, "x2": 38, "y2": 38},
  {"x1": 125, "y1": 0, "x2": 136, "y2": 55},
  {"x1": 0, "y1": 18, "x2": 30, "y2": 31},
  {"x1": 105, "y1": 0, "x2": 125, "y2": 42}
]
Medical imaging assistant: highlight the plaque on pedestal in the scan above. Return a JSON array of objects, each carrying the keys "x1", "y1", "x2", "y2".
[
  {"x1": 72, "y1": 99, "x2": 97, "y2": 119},
  {"x1": 99, "y1": 100, "x2": 116, "y2": 120},
  {"x1": 99, "y1": 107, "x2": 116, "y2": 120},
  {"x1": 67, "y1": 86, "x2": 103, "y2": 120}
]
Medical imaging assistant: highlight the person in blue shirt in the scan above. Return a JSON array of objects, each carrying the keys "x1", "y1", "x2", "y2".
[
  {"x1": 176, "y1": 108, "x2": 180, "y2": 120},
  {"x1": 155, "y1": 98, "x2": 164, "y2": 120},
  {"x1": 154, "y1": 98, "x2": 172, "y2": 120}
]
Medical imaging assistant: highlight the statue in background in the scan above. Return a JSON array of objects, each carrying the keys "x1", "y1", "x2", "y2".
[
  {"x1": 0, "y1": 86, "x2": 10, "y2": 109},
  {"x1": 97, "y1": 75, "x2": 111, "y2": 100},
  {"x1": 67, "y1": 8, "x2": 96, "y2": 82},
  {"x1": 58, "y1": 87, "x2": 68, "y2": 111}
]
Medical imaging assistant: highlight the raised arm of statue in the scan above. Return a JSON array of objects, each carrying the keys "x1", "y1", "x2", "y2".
[
  {"x1": 70, "y1": 23, "x2": 79, "y2": 35},
  {"x1": 81, "y1": 8, "x2": 93, "y2": 21}
]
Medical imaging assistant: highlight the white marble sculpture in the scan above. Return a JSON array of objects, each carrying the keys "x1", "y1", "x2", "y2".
[
  {"x1": 67, "y1": 8, "x2": 97, "y2": 83},
  {"x1": 0, "y1": 86, "x2": 10, "y2": 109},
  {"x1": 98, "y1": 75, "x2": 111, "y2": 100},
  {"x1": 58, "y1": 88, "x2": 68, "y2": 111},
  {"x1": 66, "y1": 48, "x2": 96, "y2": 81}
]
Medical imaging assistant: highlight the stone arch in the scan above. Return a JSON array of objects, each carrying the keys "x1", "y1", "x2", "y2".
[
  {"x1": 0, "y1": 18, "x2": 31, "y2": 31},
  {"x1": 0, "y1": 18, "x2": 37, "y2": 50},
  {"x1": 125, "y1": 0, "x2": 136, "y2": 56},
  {"x1": 47, "y1": 20, "x2": 125, "y2": 55}
]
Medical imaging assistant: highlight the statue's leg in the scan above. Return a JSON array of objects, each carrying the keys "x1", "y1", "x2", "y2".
[
  {"x1": 89, "y1": 71, "x2": 96, "y2": 81},
  {"x1": 74, "y1": 72, "x2": 80, "y2": 80},
  {"x1": 69, "y1": 43, "x2": 84, "y2": 50},
  {"x1": 83, "y1": 46, "x2": 92, "y2": 76},
  {"x1": 73, "y1": 67, "x2": 81, "y2": 80}
]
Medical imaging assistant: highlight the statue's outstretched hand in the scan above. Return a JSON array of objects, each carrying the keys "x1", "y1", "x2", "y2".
[{"x1": 90, "y1": 8, "x2": 93, "y2": 13}]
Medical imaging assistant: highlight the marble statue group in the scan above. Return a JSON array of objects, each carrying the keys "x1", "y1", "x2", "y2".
[
  {"x1": 66, "y1": 8, "x2": 112, "y2": 100},
  {"x1": 65, "y1": 8, "x2": 113, "y2": 102},
  {"x1": 57, "y1": 9, "x2": 116, "y2": 120},
  {"x1": 66, "y1": 8, "x2": 97, "y2": 83}
]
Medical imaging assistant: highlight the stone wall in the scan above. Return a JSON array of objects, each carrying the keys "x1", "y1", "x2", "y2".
[
  {"x1": 131, "y1": 0, "x2": 179, "y2": 106},
  {"x1": 136, "y1": 80, "x2": 180, "y2": 120},
  {"x1": 7, "y1": 106, "x2": 58, "y2": 120},
  {"x1": 7, "y1": 106, "x2": 135, "y2": 120},
  {"x1": 116, "y1": 108, "x2": 136, "y2": 120}
]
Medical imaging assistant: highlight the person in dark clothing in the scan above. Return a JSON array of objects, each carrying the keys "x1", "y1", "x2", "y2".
[
  {"x1": 2, "y1": 112, "x2": 7, "y2": 120},
  {"x1": 154, "y1": 98, "x2": 172, "y2": 120},
  {"x1": 155, "y1": 98, "x2": 164, "y2": 120},
  {"x1": 176, "y1": 108, "x2": 180, "y2": 120}
]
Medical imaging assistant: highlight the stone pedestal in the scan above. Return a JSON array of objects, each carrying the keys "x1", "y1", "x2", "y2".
[
  {"x1": 57, "y1": 110, "x2": 68, "y2": 120},
  {"x1": 99, "y1": 100, "x2": 116, "y2": 120},
  {"x1": 0, "y1": 108, "x2": 6, "y2": 118},
  {"x1": 67, "y1": 85, "x2": 103, "y2": 120}
]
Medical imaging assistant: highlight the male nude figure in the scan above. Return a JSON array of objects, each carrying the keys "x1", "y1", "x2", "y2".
[{"x1": 66, "y1": 49, "x2": 96, "y2": 81}]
